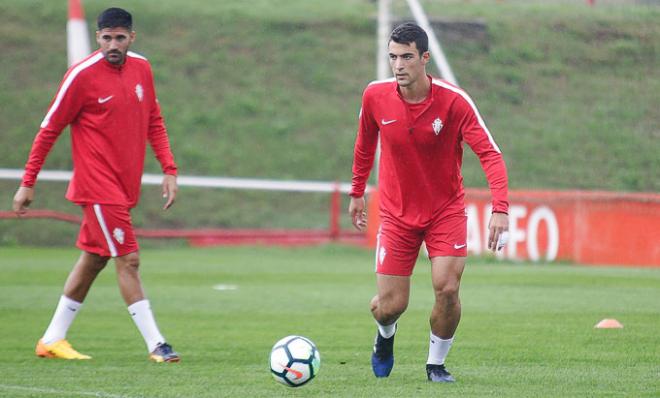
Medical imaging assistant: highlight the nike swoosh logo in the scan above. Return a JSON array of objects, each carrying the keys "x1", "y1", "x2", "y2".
[
  {"x1": 281, "y1": 364, "x2": 303, "y2": 380},
  {"x1": 98, "y1": 95, "x2": 113, "y2": 104},
  {"x1": 381, "y1": 119, "x2": 397, "y2": 125},
  {"x1": 454, "y1": 244, "x2": 467, "y2": 249}
]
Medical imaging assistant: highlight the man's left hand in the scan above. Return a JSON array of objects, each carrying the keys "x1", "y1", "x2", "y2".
[
  {"x1": 162, "y1": 174, "x2": 178, "y2": 210},
  {"x1": 487, "y1": 212, "x2": 509, "y2": 252}
]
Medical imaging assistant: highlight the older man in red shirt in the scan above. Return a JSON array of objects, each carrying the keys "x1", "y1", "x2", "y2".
[{"x1": 13, "y1": 8, "x2": 179, "y2": 363}]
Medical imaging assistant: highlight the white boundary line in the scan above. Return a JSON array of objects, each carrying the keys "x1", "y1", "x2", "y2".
[
  {"x1": 0, "y1": 384, "x2": 135, "y2": 398},
  {"x1": 0, "y1": 168, "x2": 363, "y2": 194}
]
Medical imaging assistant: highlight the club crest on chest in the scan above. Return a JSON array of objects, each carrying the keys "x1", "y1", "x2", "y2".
[
  {"x1": 135, "y1": 84, "x2": 144, "y2": 102},
  {"x1": 432, "y1": 117, "x2": 443, "y2": 135},
  {"x1": 113, "y1": 227, "x2": 125, "y2": 244}
]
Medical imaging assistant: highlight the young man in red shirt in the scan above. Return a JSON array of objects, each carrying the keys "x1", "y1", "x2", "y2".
[
  {"x1": 349, "y1": 23, "x2": 509, "y2": 382},
  {"x1": 12, "y1": 8, "x2": 180, "y2": 363}
]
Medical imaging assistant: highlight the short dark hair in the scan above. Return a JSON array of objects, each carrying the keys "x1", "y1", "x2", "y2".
[
  {"x1": 389, "y1": 23, "x2": 428, "y2": 56},
  {"x1": 97, "y1": 8, "x2": 133, "y2": 30}
]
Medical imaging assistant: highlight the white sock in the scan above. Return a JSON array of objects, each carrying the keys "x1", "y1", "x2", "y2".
[
  {"x1": 127, "y1": 299, "x2": 166, "y2": 353},
  {"x1": 376, "y1": 320, "x2": 396, "y2": 338},
  {"x1": 42, "y1": 295, "x2": 82, "y2": 344},
  {"x1": 427, "y1": 332, "x2": 454, "y2": 365}
]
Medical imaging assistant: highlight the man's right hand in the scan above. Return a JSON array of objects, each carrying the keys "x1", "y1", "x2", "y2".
[
  {"x1": 348, "y1": 196, "x2": 367, "y2": 231},
  {"x1": 12, "y1": 186, "x2": 34, "y2": 216}
]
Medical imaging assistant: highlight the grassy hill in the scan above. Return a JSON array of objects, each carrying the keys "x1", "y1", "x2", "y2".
[{"x1": 1, "y1": 0, "x2": 658, "y2": 244}]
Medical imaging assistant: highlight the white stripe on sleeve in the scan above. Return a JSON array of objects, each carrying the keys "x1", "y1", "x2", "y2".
[
  {"x1": 367, "y1": 77, "x2": 396, "y2": 86},
  {"x1": 40, "y1": 53, "x2": 104, "y2": 129},
  {"x1": 127, "y1": 51, "x2": 148, "y2": 61},
  {"x1": 432, "y1": 79, "x2": 501, "y2": 153}
]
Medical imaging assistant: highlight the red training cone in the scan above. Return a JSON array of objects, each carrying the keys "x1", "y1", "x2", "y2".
[{"x1": 594, "y1": 318, "x2": 623, "y2": 329}]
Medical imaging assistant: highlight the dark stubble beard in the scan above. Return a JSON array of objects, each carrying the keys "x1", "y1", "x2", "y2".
[{"x1": 105, "y1": 50, "x2": 125, "y2": 65}]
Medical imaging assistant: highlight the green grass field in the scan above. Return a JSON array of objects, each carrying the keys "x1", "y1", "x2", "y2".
[{"x1": 1, "y1": 245, "x2": 658, "y2": 397}]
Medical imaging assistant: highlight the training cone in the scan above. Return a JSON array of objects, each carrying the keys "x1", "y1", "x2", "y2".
[{"x1": 594, "y1": 318, "x2": 623, "y2": 329}]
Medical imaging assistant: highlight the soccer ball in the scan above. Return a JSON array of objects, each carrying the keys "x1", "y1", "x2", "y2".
[{"x1": 270, "y1": 335, "x2": 320, "y2": 387}]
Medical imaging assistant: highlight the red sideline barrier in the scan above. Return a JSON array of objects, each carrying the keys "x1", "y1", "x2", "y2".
[
  {"x1": 1, "y1": 210, "x2": 82, "y2": 224},
  {"x1": 367, "y1": 189, "x2": 659, "y2": 267},
  {"x1": 4, "y1": 187, "x2": 658, "y2": 267},
  {"x1": 187, "y1": 230, "x2": 364, "y2": 246},
  {"x1": 0, "y1": 211, "x2": 365, "y2": 247}
]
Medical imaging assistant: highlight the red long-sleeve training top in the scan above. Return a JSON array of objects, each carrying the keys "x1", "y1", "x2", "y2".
[
  {"x1": 21, "y1": 50, "x2": 177, "y2": 208},
  {"x1": 350, "y1": 76, "x2": 508, "y2": 228}
]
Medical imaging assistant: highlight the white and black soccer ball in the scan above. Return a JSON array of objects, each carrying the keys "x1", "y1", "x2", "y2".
[{"x1": 270, "y1": 335, "x2": 320, "y2": 387}]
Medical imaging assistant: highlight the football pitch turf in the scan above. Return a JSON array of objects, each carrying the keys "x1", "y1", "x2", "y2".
[{"x1": 0, "y1": 245, "x2": 658, "y2": 397}]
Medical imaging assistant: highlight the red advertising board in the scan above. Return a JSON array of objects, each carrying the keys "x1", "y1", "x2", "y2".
[{"x1": 367, "y1": 189, "x2": 660, "y2": 267}]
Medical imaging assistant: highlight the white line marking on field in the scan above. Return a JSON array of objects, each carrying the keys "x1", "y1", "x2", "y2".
[
  {"x1": 0, "y1": 384, "x2": 134, "y2": 398},
  {"x1": 212, "y1": 284, "x2": 238, "y2": 291}
]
